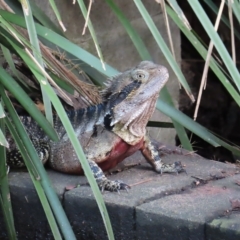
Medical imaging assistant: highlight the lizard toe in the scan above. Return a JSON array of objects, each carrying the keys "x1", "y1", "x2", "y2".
[
  {"x1": 173, "y1": 161, "x2": 186, "y2": 174},
  {"x1": 115, "y1": 180, "x2": 131, "y2": 192},
  {"x1": 155, "y1": 161, "x2": 185, "y2": 174}
]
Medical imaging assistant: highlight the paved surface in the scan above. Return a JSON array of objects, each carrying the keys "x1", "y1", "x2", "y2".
[{"x1": 0, "y1": 152, "x2": 240, "y2": 240}]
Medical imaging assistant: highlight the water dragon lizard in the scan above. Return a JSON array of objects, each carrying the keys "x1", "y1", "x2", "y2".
[{"x1": 7, "y1": 61, "x2": 184, "y2": 191}]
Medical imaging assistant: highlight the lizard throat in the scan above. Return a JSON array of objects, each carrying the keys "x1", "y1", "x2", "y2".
[{"x1": 112, "y1": 94, "x2": 158, "y2": 145}]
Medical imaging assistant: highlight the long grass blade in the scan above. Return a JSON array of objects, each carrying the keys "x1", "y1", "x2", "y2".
[
  {"x1": 166, "y1": 0, "x2": 191, "y2": 29},
  {"x1": 133, "y1": 0, "x2": 194, "y2": 101},
  {"x1": 105, "y1": 0, "x2": 151, "y2": 60},
  {"x1": 1, "y1": 44, "x2": 29, "y2": 89},
  {"x1": 20, "y1": 0, "x2": 53, "y2": 126},
  {"x1": 231, "y1": 0, "x2": 240, "y2": 24},
  {"x1": 0, "y1": 102, "x2": 4, "y2": 118},
  {"x1": 203, "y1": 0, "x2": 240, "y2": 40},
  {"x1": 160, "y1": 88, "x2": 193, "y2": 150},
  {"x1": 158, "y1": 99, "x2": 240, "y2": 157},
  {"x1": 4, "y1": 32, "x2": 115, "y2": 239},
  {"x1": 5, "y1": 116, "x2": 62, "y2": 240},
  {"x1": 0, "y1": 10, "x2": 118, "y2": 78},
  {"x1": 1, "y1": 20, "x2": 114, "y2": 238},
  {"x1": 31, "y1": 67, "x2": 115, "y2": 240},
  {"x1": 0, "y1": 102, "x2": 8, "y2": 148},
  {"x1": 0, "y1": 66, "x2": 58, "y2": 141},
  {"x1": 0, "y1": 114, "x2": 16, "y2": 240},
  {"x1": 187, "y1": 0, "x2": 240, "y2": 92},
  {"x1": 77, "y1": 0, "x2": 106, "y2": 70},
  {"x1": 105, "y1": 0, "x2": 192, "y2": 150},
  {"x1": 2, "y1": 8, "x2": 238, "y2": 155},
  {"x1": 166, "y1": 5, "x2": 240, "y2": 107},
  {"x1": 0, "y1": 128, "x2": 8, "y2": 148},
  {"x1": 48, "y1": 0, "x2": 66, "y2": 31},
  {"x1": 28, "y1": 0, "x2": 63, "y2": 35},
  {"x1": 0, "y1": 86, "x2": 75, "y2": 240}
]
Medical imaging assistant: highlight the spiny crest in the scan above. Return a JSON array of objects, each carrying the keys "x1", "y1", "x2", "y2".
[{"x1": 101, "y1": 72, "x2": 125, "y2": 99}]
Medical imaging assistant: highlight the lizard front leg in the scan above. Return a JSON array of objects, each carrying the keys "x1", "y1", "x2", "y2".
[
  {"x1": 88, "y1": 161, "x2": 130, "y2": 192},
  {"x1": 141, "y1": 137, "x2": 184, "y2": 174}
]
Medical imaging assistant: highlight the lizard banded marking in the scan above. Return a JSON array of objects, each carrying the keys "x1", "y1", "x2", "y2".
[{"x1": 7, "y1": 61, "x2": 184, "y2": 192}]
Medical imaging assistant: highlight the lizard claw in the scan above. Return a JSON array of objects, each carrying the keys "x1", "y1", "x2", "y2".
[
  {"x1": 113, "y1": 180, "x2": 130, "y2": 192},
  {"x1": 173, "y1": 161, "x2": 185, "y2": 174}
]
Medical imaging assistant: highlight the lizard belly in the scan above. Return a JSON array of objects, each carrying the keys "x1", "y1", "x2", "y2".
[{"x1": 49, "y1": 128, "x2": 144, "y2": 174}]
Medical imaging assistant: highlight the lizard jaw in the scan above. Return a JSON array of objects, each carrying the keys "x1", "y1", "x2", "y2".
[{"x1": 110, "y1": 62, "x2": 169, "y2": 145}]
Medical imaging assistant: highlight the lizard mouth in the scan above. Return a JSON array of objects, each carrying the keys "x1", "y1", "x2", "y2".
[
  {"x1": 111, "y1": 64, "x2": 169, "y2": 125},
  {"x1": 136, "y1": 65, "x2": 168, "y2": 100}
]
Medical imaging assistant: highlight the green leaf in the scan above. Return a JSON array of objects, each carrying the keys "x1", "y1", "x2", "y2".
[
  {"x1": 1, "y1": 86, "x2": 73, "y2": 240},
  {"x1": 159, "y1": 88, "x2": 193, "y2": 150},
  {"x1": 21, "y1": 0, "x2": 53, "y2": 125},
  {"x1": 157, "y1": 99, "x2": 240, "y2": 157},
  {"x1": 30, "y1": 69, "x2": 115, "y2": 240},
  {"x1": 231, "y1": 0, "x2": 240, "y2": 25},
  {"x1": 0, "y1": 129, "x2": 8, "y2": 148},
  {"x1": 0, "y1": 10, "x2": 118, "y2": 80},
  {"x1": 166, "y1": 5, "x2": 240, "y2": 107},
  {"x1": 157, "y1": 99, "x2": 218, "y2": 147},
  {"x1": 2, "y1": 29, "x2": 115, "y2": 240},
  {"x1": 49, "y1": 72, "x2": 75, "y2": 95},
  {"x1": 48, "y1": 0, "x2": 66, "y2": 31},
  {"x1": 105, "y1": 0, "x2": 152, "y2": 60},
  {"x1": 1, "y1": 44, "x2": 30, "y2": 89},
  {"x1": 28, "y1": 0, "x2": 63, "y2": 35},
  {"x1": 5, "y1": 116, "x2": 62, "y2": 240},
  {"x1": 0, "y1": 67, "x2": 58, "y2": 141},
  {"x1": 187, "y1": 0, "x2": 240, "y2": 93},
  {"x1": 167, "y1": 0, "x2": 191, "y2": 29},
  {"x1": 0, "y1": 116, "x2": 16, "y2": 240},
  {"x1": 0, "y1": 102, "x2": 5, "y2": 118},
  {"x1": 77, "y1": 0, "x2": 106, "y2": 70},
  {"x1": 105, "y1": 0, "x2": 192, "y2": 150},
  {"x1": 203, "y1": 0, "x2": 240, "y2": 40},
  {"x1": 133, "y1": 0, "x2": 194, "y2": 101}
]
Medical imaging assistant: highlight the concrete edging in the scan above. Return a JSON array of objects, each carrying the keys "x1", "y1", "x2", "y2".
[{"x1": 1, "y1": 154, "x2": 240, "y2": 240}]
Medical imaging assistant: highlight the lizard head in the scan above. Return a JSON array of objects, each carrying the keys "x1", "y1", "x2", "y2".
[{"x1": 102, "y1": 61, "x2": 169, "y2": 145}]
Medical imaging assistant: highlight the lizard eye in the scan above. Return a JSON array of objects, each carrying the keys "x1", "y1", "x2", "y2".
[
  {"x1": 137, "y1": 73, "x2": 145, "y2": 79},
  {"x1": 132, "y1": 70, "x2": 149, "y2": 82}
]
